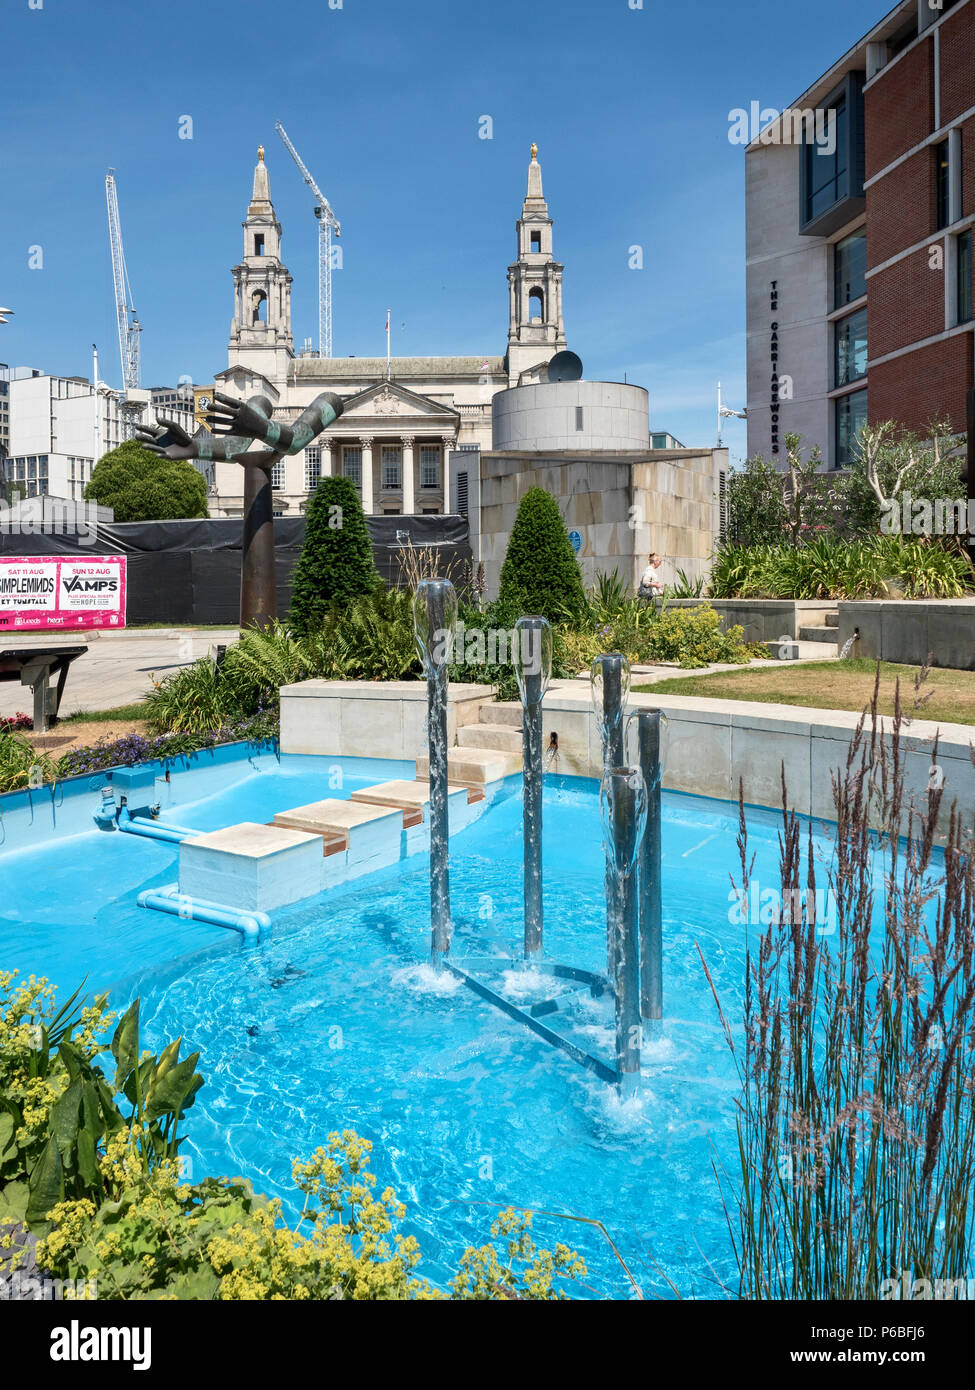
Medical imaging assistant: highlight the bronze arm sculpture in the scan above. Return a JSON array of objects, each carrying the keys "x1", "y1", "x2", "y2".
[{"x1": 136, "y1": 390, "x2": 344, "y2": 629}]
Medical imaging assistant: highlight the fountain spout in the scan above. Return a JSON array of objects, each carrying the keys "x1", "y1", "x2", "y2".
[
  {"x1": 414, "y1": 578, "x2": 459, "y2": 969},
  {"x1": 515, "y1": 616, "x2": 554, "y2": 960}
]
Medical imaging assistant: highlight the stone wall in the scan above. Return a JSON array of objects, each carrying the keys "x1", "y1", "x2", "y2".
[
  {"x1": 540, "y1": 686, "x2": 975, "y2": 840},
  {"x1": 478, "y1": 447, "x2": 725, "y2": 598},
  {"x1": 837, "y1": 599, "x2": 975, "y2": 671}
]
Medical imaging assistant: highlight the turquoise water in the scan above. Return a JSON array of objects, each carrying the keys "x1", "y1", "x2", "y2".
[{"x1": 0, "y1": 751, "x2": 891, "y2": 1297}]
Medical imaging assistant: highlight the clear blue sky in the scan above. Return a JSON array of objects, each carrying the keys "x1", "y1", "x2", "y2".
[{"x1": 3, "y1": 0, "x2": 886, "y2": 462}]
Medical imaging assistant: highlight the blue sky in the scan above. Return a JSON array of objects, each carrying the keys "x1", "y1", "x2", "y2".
[{"x1": 3, "y1": 0, "x2": 885, "y2": 462}]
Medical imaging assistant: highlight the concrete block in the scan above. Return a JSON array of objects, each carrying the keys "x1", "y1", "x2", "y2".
[{"x1": 179, "y1": 822, "x2": 324, "y2": 912}]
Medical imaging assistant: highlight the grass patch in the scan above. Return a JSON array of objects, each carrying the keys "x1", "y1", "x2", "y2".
[
  {"x1": 634, "y1": 658, "x2": 975, "y2": 727},
  {"x1": 60, "y1": 703, "x2": 149, "y2": 724}
]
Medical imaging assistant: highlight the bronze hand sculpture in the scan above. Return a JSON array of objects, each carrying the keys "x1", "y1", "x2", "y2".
[{"x1": 136, "y1": 390, "x2": 344, "y2": 628}]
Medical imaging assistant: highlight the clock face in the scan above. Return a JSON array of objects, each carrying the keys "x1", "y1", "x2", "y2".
[{"x1": 197, "y1": 396, "x2": 211, "y2": 411}]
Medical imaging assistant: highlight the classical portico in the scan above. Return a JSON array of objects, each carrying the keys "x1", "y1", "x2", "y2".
[{"x1": 316, "y1": 380, "x2": 460, "y2": 515}]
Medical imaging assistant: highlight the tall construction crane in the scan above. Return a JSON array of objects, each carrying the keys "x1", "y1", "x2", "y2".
[
  {"x1": 274, "y1": 120, "x2": 340, "y2": 359},
  {"x1": 105, "y1": 170, "x2": 142, "y2": 393}
]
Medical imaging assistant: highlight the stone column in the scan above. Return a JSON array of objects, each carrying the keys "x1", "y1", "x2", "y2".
[
  {"x1": 321, "y1": 441, "x2": 334, "y2": 478},
  {"x1": 360, "y1": 436, "x2": 374, "y2": 514},
  {"x1": 402, "y1": 436, "x2": 415, "y2": 515},
  {"x1": 441, "y1": 435, "x2": 455, "y2": 512}
]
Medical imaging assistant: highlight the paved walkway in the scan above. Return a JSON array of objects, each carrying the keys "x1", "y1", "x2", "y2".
[{"x1": 0, "y1": 629, "x2": 240, "y2": 719}]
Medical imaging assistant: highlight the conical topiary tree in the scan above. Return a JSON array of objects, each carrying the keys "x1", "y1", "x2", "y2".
[
  {"x1": 497, "y1": 486, "x2": 586, "y2": 624},
  {"x1": 289, "y1": 474, "x2": 380, "y2": 634}
]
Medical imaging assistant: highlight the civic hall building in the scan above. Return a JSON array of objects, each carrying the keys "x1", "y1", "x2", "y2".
[
  {"x1": 745, "y1": 0, "x2": 974, "y2": 469},
  {"x1": 206, "y1": 144, "x2": 567, "y2": 518}
]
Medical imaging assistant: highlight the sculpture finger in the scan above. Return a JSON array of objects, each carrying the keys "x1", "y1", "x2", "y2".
[{"x1": 212, "y1": 390, "x2": 244, "y2": 409}]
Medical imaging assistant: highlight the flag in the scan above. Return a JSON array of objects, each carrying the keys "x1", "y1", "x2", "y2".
[{"x1": 385, "y1": 312, "x2": 390, "y2": 333}]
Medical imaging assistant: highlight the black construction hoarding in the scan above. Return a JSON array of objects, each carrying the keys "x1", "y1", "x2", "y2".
[{"x1": 0, "y1": 514, "x2": 471, "y2": 627}]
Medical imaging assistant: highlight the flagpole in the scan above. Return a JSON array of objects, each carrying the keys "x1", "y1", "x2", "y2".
[
  {"x1": 386, "y1": 310, "x2": 391, "y2": 380},
  {"x1": 717, "y1": 381, "x2": 722, "y2": 448}
]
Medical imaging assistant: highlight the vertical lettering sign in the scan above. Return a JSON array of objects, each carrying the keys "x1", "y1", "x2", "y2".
[
  {"x1": 770, "y1": 281, "x2": 780, "y2": 455},
  {"x1": 0, "y1": 556, "x2": 127, "y2": 631}
]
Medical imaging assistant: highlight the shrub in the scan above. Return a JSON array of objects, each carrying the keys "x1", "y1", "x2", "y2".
[
  {"x1": 558, "y1": 601, "x2": 758, "y2": 672},
  {"x1": 85, "y1": 439, "x2": 208, "y2": 522},
  {"x1": 498, "y1": 487, "x2": 586, "y2": 624},
  {"x1": 710, "y1": 536, "x2": 975, "y2": 600},
  {"x1": 289, "y1": 476, "x2": 379, "y2": 635}
]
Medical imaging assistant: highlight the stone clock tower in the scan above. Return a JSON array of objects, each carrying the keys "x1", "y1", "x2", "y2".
[
  {"x1": 228, "y1": 147, "x2": 294, "y2": 382},
  {"x1": 506, "y1": 145, "x2": 567, "y2": 386}
]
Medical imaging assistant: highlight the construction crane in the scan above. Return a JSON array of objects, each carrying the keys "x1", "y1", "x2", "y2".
[
  {"x1": 105, "y1": 170, "x2": 142, "y2": 393},
  {"x1": 274, "y1": 120, "x2": 340, "y2": 358}
]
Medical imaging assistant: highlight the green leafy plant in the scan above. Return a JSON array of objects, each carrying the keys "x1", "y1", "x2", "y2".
[
  {"x1": 498, "y1": 486, "x2": 587, "y2": 624},
  {"x1": 0, "y1": 977, "x2": 201, "y2": 1234},
  {"x1": 710, "y1": 536, "x2": 975, "y2": 600},
  {"x1": 289, "y1": 475, "x2": 380, "y2": 635}
]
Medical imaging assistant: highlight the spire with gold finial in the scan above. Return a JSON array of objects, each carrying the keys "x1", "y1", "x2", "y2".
[
  {"x1": 250, "y1": 144, "x2": 272, "y2": 211},
  {"x1": 530, "y1": 142, "x2": 538, "y2": 160}
]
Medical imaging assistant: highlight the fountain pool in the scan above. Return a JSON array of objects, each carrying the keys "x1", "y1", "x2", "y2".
[{"x1": 0, "y1": 746, "x2": 897, "y2": 1297}]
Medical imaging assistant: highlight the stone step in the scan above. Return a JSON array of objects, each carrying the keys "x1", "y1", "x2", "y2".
[
  {"x1": 799, "y1": 625, "x2": 840, "y2": 642},
  {"x1": 477, "y1": 702, "x2": 523, "y2": 728},
  {"x1": 415, "y1": 746, "x2": 522, "y2": 787},
  {"x1": 273, "y1": 798, "x2": 413, "y2": 855},
  {"x1": 457, "y1": 723, "x2": 523, "y2": 753},
  {"x1": 825, "y1": 611, "x2": 838, "y2": 628},
  {"x1": 350, "y1": 779, "x2": 473, "y2": 815}
]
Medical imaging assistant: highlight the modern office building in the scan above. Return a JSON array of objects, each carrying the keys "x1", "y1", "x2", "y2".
[
  {"x1": 746, "y1": 0, "x2": 974, "y2": 468},
  {"x1": 5, "y1": 372, "x2": 196, "y2": 501}
]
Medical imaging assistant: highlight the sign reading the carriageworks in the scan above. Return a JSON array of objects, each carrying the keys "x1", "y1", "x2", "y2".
[{"x1": 0, "y1": 555, "x2": 127, "y2": 631}]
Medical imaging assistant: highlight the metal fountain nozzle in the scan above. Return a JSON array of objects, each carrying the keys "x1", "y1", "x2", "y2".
[
  {"x1": 413, "y1": 578, "x2": 458, "y2": 671},
  {"x1": 514, "y1": 615, "x2": 553, "y2": 708},
  {"x1": 599, "y1": 765, "x2": 649, "y2": 878}
]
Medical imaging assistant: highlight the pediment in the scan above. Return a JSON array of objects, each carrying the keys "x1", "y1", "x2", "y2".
[
  {"x1": 340, "y1": 380, "x2": 458, "y2": 420},
  {"x1": 215, "y1": 364, "x2": 281, "y2": 402}
]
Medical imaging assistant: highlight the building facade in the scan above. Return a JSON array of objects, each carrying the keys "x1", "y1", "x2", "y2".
[
  {"x1": 4, "y1": 372, "x2": 196, "y2": 502},
  {"x1": 209, "y1": 144, "x2": 572, "y2": 517},
  {"x1": 746, "y1": 0, "x2": 974, "y2": 469}
]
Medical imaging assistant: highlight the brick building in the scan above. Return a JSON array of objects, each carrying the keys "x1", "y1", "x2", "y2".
[{"x1": 745, "y1": 0, "x2": 974, "y2": 469}]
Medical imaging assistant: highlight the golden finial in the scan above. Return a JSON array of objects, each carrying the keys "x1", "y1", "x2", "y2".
[
  {"x1": 258, "y1": 145, "x2": 265, "y2": 162},
  {"x1": 530, "y1": 142, "x2": 538, "y2": 160}
]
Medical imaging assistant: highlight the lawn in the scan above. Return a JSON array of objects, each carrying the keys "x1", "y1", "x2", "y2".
[{"x1": 633, "y1": 658, "x2": 975, "y2": 727}]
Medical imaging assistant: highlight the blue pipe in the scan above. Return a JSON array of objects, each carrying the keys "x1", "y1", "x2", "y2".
[
  {"x1": 137, "y1": 887, "x2": 269, "y2": 941},
  {"x1": 115, "y1": 808, "x2": 198, "y2": 843}
]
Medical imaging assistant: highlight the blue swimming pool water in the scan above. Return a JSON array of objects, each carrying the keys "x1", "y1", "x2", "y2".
[{"x1": 0, "y1": 749, "x2": 899, "y2": 1298}]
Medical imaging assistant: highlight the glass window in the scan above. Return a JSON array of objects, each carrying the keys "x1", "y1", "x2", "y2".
[
  {"x1": 835, "y1": 307, "x2": 868, "y2": 387},
  {"x1": 835, "y1": 388, "x2": 868, "y2": 468},
  {"x1": 304, "y1": 445, "x2": 321, "y2": 492},
  {"x1": 834, "y1": 230, "x2": 866, "y2": 307},
  {"x1": 342, "y1": 446, "x2": 362, "y2": 487},
  {"x1": 935, "y1": 139, "x2": 950, "y2": 231},
  {"x1": 271, "y1": 460, "x2": 285, "y2": 490},
  {"x1": 958, "y1": 230, "x2": 972, "y2": 325},
  {"x1": 381, "y1": 445, "x2": 401, "y2": 488},
  {"x1": 805, "y1": 98, "x2": 848, "y2": 219},
  {"x1": 420, "y1": 446, "x2": 440, "y2": 488}
]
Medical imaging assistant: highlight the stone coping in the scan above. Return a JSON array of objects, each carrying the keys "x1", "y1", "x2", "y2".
[
  {"x1": 183, "y1": 821, "x2": 322, "y2": 857},
  {"x1": 280, "y1": 679, "x2": 494, "y2": 702},
  {"x1": 541, "y1": 687, "x2": 975, "y2": 752}
]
